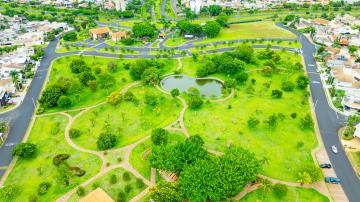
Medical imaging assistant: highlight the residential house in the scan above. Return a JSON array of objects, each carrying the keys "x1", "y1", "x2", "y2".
[
  {"x1": 111, "y1": 31, "x2": 127, "y2": 42},
  {"x1": 89, "y1": 27, "x2": 111, "y2": 40}
]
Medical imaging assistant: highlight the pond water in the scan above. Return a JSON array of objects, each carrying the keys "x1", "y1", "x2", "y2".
[{"x1": 161, "y1": 75, "x2": 224, "y2": 98}]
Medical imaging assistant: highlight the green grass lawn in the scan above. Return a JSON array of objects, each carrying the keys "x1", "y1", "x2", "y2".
[
  {"x1": 4, "y1": 114, "x2": 101, "y2": 202},
  {"x1": 118, "y1": 19, "x2": 143, "y2": 27},
  {"x1": 56, "y1": 47, "x2": 95, "y2": 53},
  {"x1": 183, "y1": 51, "x2": 318, "y2": 182},
  {"x1": 70, "y1": 85, "x2": 182, "y2": 151},
  {"x1": 163, "y1": 36, "x2": 190, "y2": 47},
  {"x1": 45, "y1": 56, "x2": 134, "y2": 112},
  {"x1": 194, "y1": 21, "x2": 297, "y2": 45},
  {"x1": 351, "y1": 151, "x2": 360, "y2": 167},
  {"x1": 97, "y1": 48, "x2": 140, "y2": 55},
  {"x1": 68, "y1": 167, "x2": 146, "y2": 202},
  {"x1": 105, "y1": 39, "x2": 144, "y2": 47},
  {"x1": 129, "y1": 131, "x2": 186, "y2": 180},
  {"x1": 240, "y1": 186, "x2": 329, "y2": 202}
]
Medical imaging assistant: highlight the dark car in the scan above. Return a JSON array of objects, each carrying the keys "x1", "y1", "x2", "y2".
[
  {"x1": 325, "y1": 177, "x2": 340, "y2": 184},
  {"x1": 320, "y1": 164, "x2": 332, "y2": 169}
]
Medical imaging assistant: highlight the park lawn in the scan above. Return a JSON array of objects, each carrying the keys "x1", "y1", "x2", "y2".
[
  {"x1": 105, "y1": 39, "x2": 144, "y2": 47},
  {"x1": 97, "y1": 48, "x2": 140, "y2": 55},
  {"x1": 70, "y1": 85, "x2": 182, "y2": 151},
  {"x1": 44, "y1": 56, "x2": 134, "y2": 112},
  {"x1": 240, "y1": 186, "x2": 329, "y2": 202},
  {"x1": 118, "y1": 19, "x2": 143, "y2": 27},
  {"x1": 56, "y1": 47, "x2": 95, "y2": 53},
  {"x1": 194, "y1": 21, "x2": 297, "y2": 45},
  {"x1": 183, "y1": 51, "x2": 318, "y2": 181},
  {"x1": 129, "y1": 131, "x2": 186, "y2": 180},
  {"x1": 351, "y1": 151, "x2": 360, "y2": 167},
  {"x1": 68, "y1": 167, "x2": 146, "y2": 202},
  {"x1": 164, "y1": 36, "x2": 191, "y2": 47},
  {"x1": 4, "y1": 114, "x2": 101, "y2": 202}
]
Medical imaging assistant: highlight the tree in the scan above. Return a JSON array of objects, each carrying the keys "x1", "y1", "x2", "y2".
[
  {"x1": 170, "y1": 88, "x2": 180, "y2": 97},
  {"x1": 12, "y1": 143, "x2": 37, "y2": 158},
  {"x1": 70, "y1": 59, "x2": 89, "y2": 73},
  {"x1": 247, "y1": 117, "x2": 260, "y2": 128},
  {"x1": 57, "y1": 95, "x2": 72, "y2": 108},
  {"x1": 179, "y1": 147, "x2": 261, "y2": 201},
  {"x1": 349, "y1": 45, "x2": 357, "y2": 55},
  {"x1": 63, "y1": 31, "x2": 77, "y2": 41},
  {"x1": 107, "y1": 60, "x2": 118, "y2": 73},
  {"x1": 273, "y1": 183, "x2": 288, "y2": 199},
  {"x1": 0, "y1": 185, "x2": 17, "y2": 200},
  {"x1": 188, "y1": 95, "x2": 203, "y2": 109},
  {"x1": 97, "y1": 132, "x2": 117, "y2": 150},
  {"x1": 141, "y1": 67, "x2": 161, "y2": 84},
  {"x1": 69, "y1": 128, "x2": 81, "y2": 138},
  {"x1": 235, "y1": 71, "x2": 249, "y2": 85},
  {"x1": 185, "y1": 8, "x2": 197, "y2": 20},
  {"x1": 149, "y1": 182, "x2": 182, "y2": 202},
  {"x1": 216, "y1": 13, "x2": 229, "y2": 27},
  {"x1": 297, "y1": 75, "x2": 309, "y2": 89},
  {"x1": 144, "y1": 93, "x2": 158, "y2": 106},
  {"x1": 107, "y1": 91, "x2": 122, "y2": 105},
  {"x1": 233, "y1": 45, "x2": 254, "y2": 63},
  {"x1": 78, "y1": 71, "x2": 96, "y2": 86},
  {"x1": 123, "y1": 91, "x2": 135, "y2": 101},
  {"x1": 281, "y1": 81, "x2": 295, "y2": 91},
  {"x1": 203, "y1": 21, "x2": 221, "y2": 38},
  {"x1": 265, "y1": 114, "x2": 277, "y2": 129},
  {"x1": 208, "y1": 5, "x2": 222, "y2": 16},
  {"x1": 151, "y1": 128, "x2": 169, "y2": 145},
  {"x1": 38, "y1": 182, "x2": 51, "y2": 195},
  {"x1": 39, "y1": 85, "x2": 63, "y2": 108},
  {"x1": 300, "y1": 114, "x2": 314, "y2": 129},
  {"x1": 271, "y1": 89, "x2": 283, "y2": 98},
  {"x1": 132, "y1": 22, "x2": 157, "y2": 38}
]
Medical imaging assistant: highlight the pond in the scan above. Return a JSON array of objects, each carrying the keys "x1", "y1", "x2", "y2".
[{"x1": 161, "y1": 75, "x2": 224, "y2": 98}]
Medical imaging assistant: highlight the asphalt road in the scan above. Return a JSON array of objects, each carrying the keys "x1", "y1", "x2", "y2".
[
  {"x1": 0, "y1": 23, "x2": 359, "y2": 202},
  {"x1": 279, "y1": 23, "x2": 360, "y2": 202}
]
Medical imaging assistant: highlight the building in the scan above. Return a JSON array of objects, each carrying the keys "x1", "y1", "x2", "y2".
[
  {"x1": 111, "y1": 31, "x2": 127, "y2": 42},
  {"x1": 89, "y1": 27, "x2": 111, "y2": 40}
]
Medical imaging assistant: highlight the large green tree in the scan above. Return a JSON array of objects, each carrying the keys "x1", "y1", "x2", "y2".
[
  {"x1": 203, "y1": 21, "x2": 221, "y2": 38},
  {"x1": 149, "y1": 182, "x2": 182, "y2": 202}
]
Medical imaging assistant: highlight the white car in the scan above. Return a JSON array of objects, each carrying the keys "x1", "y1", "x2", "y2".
[{"x1": 331, "y1": 145, "x2": 338, "y2": 154}]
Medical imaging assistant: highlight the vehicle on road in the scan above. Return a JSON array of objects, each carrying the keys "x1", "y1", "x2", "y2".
[
  {"x1": 320, "y1": 163, "x2": 332, "y2": 168},
  {"x1": 331, "y1": 145, "x2": 338, "y2": 154},
  {"x1": 325, "y1": 177, "x2": 341, "y2": 184}
]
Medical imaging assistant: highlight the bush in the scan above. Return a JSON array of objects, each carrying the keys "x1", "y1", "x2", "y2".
[
  {"x1": 69, "y1": 166, "x2": 86, "y2": 176},
  {"x1": 300, "y1": 114, "x2": 314, "y2": 129},
  {"x1": 271, "y1": 89, "x2": 283, "y2": 98},
  {"x1": 57, "y1": 95, "x2": 72, "y2": 108},
  {"x1": 38, "y1": 182, "x2": 51, "y2": 195},
  {"x1": 247, "y1": 117, "x2": 260, "y2": 128},
  {"x1": 281, "y1": 81, "x2": 295, "y2": 92},
  {"x1": 124, "y1": 184, "x2": 132, "y2": 193},
  {"x1": 151, "y1": 128, "x2": 169, "y2": 145},
  {"x1": 297, "y1": 75, "x2": 309, "y2": 89},
  {"x1": 343, "y1": 125, "x2": 355, "y2": 140},
  {"x1": 123, "y1": 172, "x2": 131, "y2": 181},
  {"x1": 107, "y1": 60, "x2": 119, "y2": 73},
  {"x1": 273, "y1": 183, "x2": 288, "y2": 199},
  {"x1": 188, "y1": 95, "x2": 203, "y2": 109},
  {"x1": 123, "y1": 91, "x2": 135, "y2": 101},
  {"x1": 0, "y1": 185, "x2": 17, "y2": 200},
  {"x1": 118, "y1": 190, "x2": 127, "y2": 202},
  {"x1": 171, "y1": 88, "x2": 180, "y2": 97},
  {"x1": 121, "y1": 38, "x2": 136, "y2": 45},
  {"x1": 69, "y1": 128, "x2": 81, "y2": 138},
  {"x1": 12, "y1": 143, "x2": 37, "y2": 158},
  {"x1": 107, "y1": 91, "x2": 122, "y2": 105},
  {"x1": 136, "y1": 178, "x2": 145, "y2": 188},
  {"x1": 110, "y1": 174, "x2": 118, "y2": 184},
  {"x1": 63, "y1": 31, "x2": 77, "y2": 41},
  {"x1": 291, "y1": 113, "x2": 297, "y2": 118},
  {"x1": 77, "y1": 187, "x2": 86, "y2": 196},
  {"x1": 97, "y1": 132, "x2": 118, "y2": 150},
  {"x1": 144, "y1": 93, "x2": 158, "y2": 106},
  {"x1": 53, "y1": 154, "x2": 70, "y2": 166}
]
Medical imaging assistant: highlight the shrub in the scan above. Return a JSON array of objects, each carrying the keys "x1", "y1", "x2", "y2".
[
  {"x1": 0, "y1": 185, "x2": 17, "y2": 200},
  {"x1": 144, "y1": 93, "x2": 158, "y2": 106},
  {"x1": 28, "y1": 195, "x2": 38, "y2": 202},
  {"x1": 12, "y1": 143, "x2": 37, "y2": 158},
  {"x1": 69, "y1": 166, "x2": 86, "y2": 176},
  {"x1": 136, "y1": 178, "x2": 145, "y2": 188},
  {"x1": 188, "y1": 95, "x2": 203, "y2": 109},
  {"x1": 107, "y1": 91, "x2": 122, "y2": 105},
  {"x1": 124, "y1": 184, "x2": 132, "y2": 193},
  {"x1": 291, "y1": 113, "x2": 297, "y2": 118},
  {"x1": 69, "y1": 128, "x2": 81, "y2": 138},
  {"x1": 151, "y1": 128, "x2": 169, "y2": 145},
  {"x1": 273, "y1": 183, "x2": 288, "y2": 199},
  {"x1": 123, "y1": 172, "x2": 131, "y2": 181},
  {"x1": 123, "y1": 91, "x2": 135, "y2": 102},
  {"x1": 53, "y1": 154, "x2": 70, "y2": 166},
  {"x1": 107, "y1": 60, "x2": 119, "y2": 73},
  {"x1": 171, "y1": 88, "x2": 180, "y2": 97},
  {"x1": 297, "y1": 75, "x2": 309, "y2": 89},
  {"x1": 343, "y1": 125, "x2": 355, "y2": 140},
  {"x1": 37, "y1": 182, "x2": 51, "y2": 195},
  {"x1": 281, "y1": 81, "x2": 295, "y2": 92},
  {"x1": 247, "y1": 117, "x2": 260, "y2": 128},
  {"x1": 110, "y1": 174, "x2": 118, "y2": 184},
  {"x1": 271, "y1": 89, "x2": 283, "y2": 98},
  {"x1": 118, "y1": 190, "x2": 127, "y2": 202},
  {"x1": 76, "y1": 187, "x2": 86, "y2": 196},
  {"x1": 97, "y1": 132, "x2": 118, "y2": 150},
  {"x1": 300, "y1": 114, "x2": 314, "y2": 129},
  {"x1": 261, "y1": 66, "x2": 273, "y2": 77},
  {"x1": 57, "y1": 95, "x2": 72, "y2": 108}
]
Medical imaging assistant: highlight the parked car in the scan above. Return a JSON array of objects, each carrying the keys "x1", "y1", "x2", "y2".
[
  {"x1": 325, "y1": 177, "x2": 340, "y2": 184},
  {"x1": 331, "y1": 145, "x2": 338, "y2": 154},
  {"x1": 320, "y1": 164, "x2": 332, "y2": 168}
]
